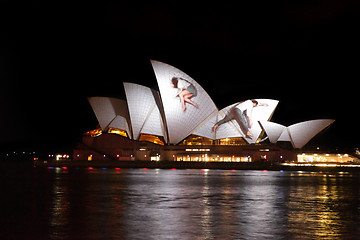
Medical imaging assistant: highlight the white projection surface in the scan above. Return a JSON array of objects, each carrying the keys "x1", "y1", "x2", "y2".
[
  {"x1": 88, "y1": 97, "x2": 132, "y2": 138},
  {"x1": 123, "y1": 82, "x2": 167, "y2": 142},
  {"x1": 259, "y1": 121, "x2": 286, "y2": 143},
  {"x1": 151, "y1": 60, "x2": 218, "y2": 144},
  {"x1": 194, "y1": 99, "x2": 279, "y2": 143},
  {"x1": 262, "y1": 119, "x2": 335, "y2": 148},
  {"x1": 287, "y1": 119, "x2": 335, "y2": 148},
  {"x1": 209, "y1": 99, "x2": 279, "y2": 143}
]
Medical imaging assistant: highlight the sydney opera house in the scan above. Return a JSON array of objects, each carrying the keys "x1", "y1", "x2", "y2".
[{"x1": 73, "y1": 60, "x2": 334, "y2": 162}]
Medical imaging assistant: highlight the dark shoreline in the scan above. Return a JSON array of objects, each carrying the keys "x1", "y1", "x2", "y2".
[{"x1": 34, "y1": 160, "x2": 360, "y2": 173}]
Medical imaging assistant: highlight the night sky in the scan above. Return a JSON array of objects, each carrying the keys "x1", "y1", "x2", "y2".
[{"x1": 1, "y1": 1, "x2": 359, "y2": 151}]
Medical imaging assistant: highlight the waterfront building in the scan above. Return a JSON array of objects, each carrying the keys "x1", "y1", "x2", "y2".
[
  {"x1": 74, "y1": 60, "x2": 334, "y2": 162},
  {"x1": 297, "y1": 153, "x2": 359, "y2": 164}
]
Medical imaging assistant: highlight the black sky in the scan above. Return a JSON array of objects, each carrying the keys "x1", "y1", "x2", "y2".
[{"x1": 1, "y1": 1, "x2": 359, "y2": 150}]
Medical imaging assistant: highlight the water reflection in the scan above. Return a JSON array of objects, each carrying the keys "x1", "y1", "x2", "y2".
[
  {"x1": 236, "y1": 171, "x2": 287, "y2": 239},
  {"x1": 49, "y1": 168, "x2": 70, "y2": 239},
  {"x1": 11, "y1": 168, "x2": 360, "y2": 239},
  {"x1": 201, "y1": 170, "x2": 212, "y2": 239},
  {"x1": 122, "y1": 169, "x2": 203, "y2": 239},
  {"x1": 286, "y1": 173, "x2": 360, "y2": 239}
]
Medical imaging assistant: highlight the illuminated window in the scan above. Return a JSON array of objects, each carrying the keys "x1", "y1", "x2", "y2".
[
  {"x1": 179, "y1": 135, "x2": 213, "y2": 145},
  {"x1": 84, "y1": 127, "x2": 128, "y2": 138},
  {"x1": 175, "y1": 154, "x2": 251, "y2": 162},
  {"x1": 150, "y1": 156, "x2": 160, "y2": 161},
  {"x1": 259, "y1": 149, "x2": 270, "y2": 152},
  {"x1": 214, "y1": 137, "x2": 246, "y2": 146},
  {"x1": 84, "y1": 128, "x2": 102, "y2": 137},
  {"x1": 297, "y1": 153, "x2": 355, "y2": 163},
  {"x1": 139, "y1": 134, "x2": 165, "y2": 145},
  {"x1": 185, "y1": 148, "x2": 210, "y2": 152},
  {"x1": 107, "y1": 128, "x2": 128, "y2": 137}
]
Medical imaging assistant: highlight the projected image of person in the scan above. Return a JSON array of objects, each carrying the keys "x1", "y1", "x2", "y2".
[
  {"x1": 171, "y1": 77, "x2": 198, "y2": 111},
  {"x1": 212, "y1": 100, "x2": 268, "y2": 139}
]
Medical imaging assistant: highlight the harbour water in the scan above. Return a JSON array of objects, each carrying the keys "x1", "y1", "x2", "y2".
[{"x1": 1, "y1": 165, "x2": 360, "y2": 239}]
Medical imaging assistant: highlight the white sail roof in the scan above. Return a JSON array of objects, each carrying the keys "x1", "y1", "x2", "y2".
[
  {"x1": 214, "y1": 103, "x2": 243, "y2": 140},
  {"x1": 194, "y1": 99, "x2": 279, "y2": 143},
  {"x1": 246, "y1": 99, "x2": 279, "y2": 143},
  {"x1": 123, "y1": 82, "x2": 168, "y2": 143},
  {"x1": 108, "y1": 115, "x2": 130, "y2": 133},
  {"x1": 259, "y1": 121, "x2": 286, "y2": 143},
  {"x1": 261, "y1": 119, "x2": 335, "y2": 148},
  {"x1": 88, "y1": 97, "x2": 132, "y2": 138},
  {"x1": 278, "y1": 128, "x2": 292, "y2": 142},
  {"x1": 191, "y1": 110, "x2": 218, "y2": 140},
  {"x1": 210, "y1": 99, "x2": 279, "y2": 143},
  {"x1": 192, "y1": 103, "x2": 239, "y2": 140},
  {"x1": 287, "y1": 119, "x2": 335, "y2": 148},
  {"x1": 151, "y1": 60, "x2": 218, "y2": 144}
]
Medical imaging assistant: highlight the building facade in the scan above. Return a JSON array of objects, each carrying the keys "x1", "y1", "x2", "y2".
[
  {"x1": 74, "y1": 132, "x2": 297, "y2": 162},
  {"x1": 73, "y1": 60, "x2": 334, "y2": 162}
]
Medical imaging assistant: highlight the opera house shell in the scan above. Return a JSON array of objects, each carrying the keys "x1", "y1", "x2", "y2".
[{"x1": 75, "y1": 60, "x2": 334, "y2": 162}]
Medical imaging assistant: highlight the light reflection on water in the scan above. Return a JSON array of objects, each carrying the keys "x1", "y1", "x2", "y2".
[{"x1": 1, "y1": 167, "x2": 360, "y2": 239}]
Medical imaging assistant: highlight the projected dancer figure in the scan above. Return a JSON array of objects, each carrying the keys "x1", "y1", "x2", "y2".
[
  {"x1": 171, "y1": 77, "x2": 198, "y2": 111},
  {"x1": 212, "y1": 100, "x2": 268, "y2": 139}
]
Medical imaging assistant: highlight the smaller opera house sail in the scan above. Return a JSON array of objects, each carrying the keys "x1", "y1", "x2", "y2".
[
  {"x1": 123, "y1": 82, "x2": 168, "y2": 143},
  {"x1": 260, "y1": 119, "x2": 335, "y2": 149},
  {"x1": 88, "y1": 97, "x2": 132, "y2": 138}
]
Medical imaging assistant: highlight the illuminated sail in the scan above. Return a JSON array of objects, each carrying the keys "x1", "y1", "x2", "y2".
[{"x1": 151, "y1": 60, "x2": 218, "y2": 144}]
